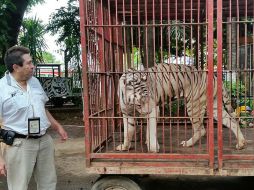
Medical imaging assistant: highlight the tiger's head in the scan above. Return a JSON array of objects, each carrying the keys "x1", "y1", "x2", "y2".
[{"x1": 120, "y1": 68, "x2": 149, "y2": 107}]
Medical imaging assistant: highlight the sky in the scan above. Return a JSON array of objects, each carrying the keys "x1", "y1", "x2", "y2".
[{"x1": 25, "y1": 0, "x2": 69, "y2": 63}]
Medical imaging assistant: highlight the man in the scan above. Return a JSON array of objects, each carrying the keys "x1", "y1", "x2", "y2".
[{"x1": 0, "y1": 46, "x2": 68, "y2": 190}]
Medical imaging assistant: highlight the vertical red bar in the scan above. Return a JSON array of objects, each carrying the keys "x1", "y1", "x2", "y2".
[
  {"x1": 122, "y1": 0, "x2": 127, "y2": 69},
  {"x1": 236, "y1": 0, "x2": 240, "y2": 111},
  {"x1": 107, "y1": 0, "x2": 113, "y2": 151},
  {"x1": 175, "y1": 0, "x2": 178, "y2": 61},
  {"x1": 160, "y1": 0, "x2": 165, "y2": 153},
  {"x1": 138, "y1": 0, "x2": 143, "y2": 152},
  {"x1": 253, "y1": 0, "x2": 254, "y2": 102},
  {"x1": 145, "y1": 0, "x2": 148, "y2": 69},
  {"x1": 167, "y1": 0, "x2": 172, "y2": 153},
  {"x1": 183, "y1": 0, "x2": 187, "y2": 153},
  {"x1": 131, "y1": 0, "x2": 134, "y2": 69},
  {"x1": 244, "y1": 0, "x2": 248, "y2": 130},
  {"x1": 168, "y1": 0, "x2": 171, "y2": 61},
  {"x1": 197, "y1": 0, "x2": 200, "y2": 69},
  {"x1": 196, "y1": 0, "x2": 202, "y2": 152},
  {"x1": 98, "y1": 0, "x2": 107, "y2": 150},
  {"x1": 207, "y1": 0, "x2": 214, "y2": 170},
  {"x1": 153, "y1": 0, "x2": 156, "y2": 66},
  {"x1": 217, "y1": 0, "x2": 223, "y2": 170},
  {"x1": 79, "y1": 0, "x2": 91, "y2": 167}
]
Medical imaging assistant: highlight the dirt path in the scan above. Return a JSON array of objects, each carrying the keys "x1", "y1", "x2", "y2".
[
  {"x1": 1, "y1": 109, "x2": 254, "y2": 189},
  {"x1": 0, "y1": 125, "x2": 98, "y2": 190},
  {"x1": 52, "y1": 136, "x2": 99, "y2": 190},
  {"x1": 1, "y1": 126, "x2": 254, "y2": 190}
]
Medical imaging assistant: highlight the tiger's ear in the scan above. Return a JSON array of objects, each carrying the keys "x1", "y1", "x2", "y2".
[{"x1": 141, "y1": 75, "x2": 147, "y2": 81}]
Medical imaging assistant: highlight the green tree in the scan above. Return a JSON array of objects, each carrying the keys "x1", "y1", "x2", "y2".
[
  {"x1": 0, "y1": 0, "x2": 15, "y2": 49},
  {"x1": 0, "y1": 0, "x2": 45, "y2": 76},
  {"x1": 27, "y1": 0, "x2": 44, "y2": 9},
  {"x1": 0, "y1": 0, "x2": 15, "y2": 76},
  {"x1": 18, "y1": 17, "x2": 48, "y2": 65},
  {"x1": 42, "y1": 51, "x2": 57, "y2": 63},
  {"x1": 47, "y1": 0, "x2": 81, "y2": 78}
]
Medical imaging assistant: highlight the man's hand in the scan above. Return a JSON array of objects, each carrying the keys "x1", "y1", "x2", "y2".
[
  {"x1": 0, "y1": 157, "x2": 6, "y2": 176},
  {"x1": 45, "y1": 110, "x2": 68, "y2": 141},
  {"x1": 57, "y1": 125, "x2": 68, "y2": 142}
]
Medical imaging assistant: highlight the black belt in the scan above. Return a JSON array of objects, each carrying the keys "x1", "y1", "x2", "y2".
[{"x1": 15, "y1": 134, "x2": 44, "y2": 139}]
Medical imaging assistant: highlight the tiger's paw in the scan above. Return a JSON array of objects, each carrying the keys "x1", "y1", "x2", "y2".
[
  {"x1": 180, "y1": 140, "x2": 192, "y2": 147},
  {"x1": 147, "y1": 147, "x2": 160, "y2": 153},
  {"x1": 236, "y1": 139, "x2": 246, "y2": 150},
  {"x1": 146, "y1": 141, "x2": 160, "y2": 153},
  {"x1": 116, "y1": 144, "x2": 131, "y2": 151}
]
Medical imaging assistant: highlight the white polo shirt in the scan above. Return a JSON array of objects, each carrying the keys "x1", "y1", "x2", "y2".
[{"x1": 0, "y1": 72, "x2": 51, "y2": 135}]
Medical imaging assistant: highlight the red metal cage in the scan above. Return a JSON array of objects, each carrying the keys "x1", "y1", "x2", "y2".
[{"x1": 79, "y1": 0, "x2": 254, "y2": 176}]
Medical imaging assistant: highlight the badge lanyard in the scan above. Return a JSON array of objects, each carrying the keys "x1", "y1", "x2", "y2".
[{"x1": 27, "y1": 85, "x2": 40, "y2": 135}]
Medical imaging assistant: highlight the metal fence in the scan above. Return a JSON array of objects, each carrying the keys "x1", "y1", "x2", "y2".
[{"x1": 79, "y1": 0, "x2": 254, "y2": 176}]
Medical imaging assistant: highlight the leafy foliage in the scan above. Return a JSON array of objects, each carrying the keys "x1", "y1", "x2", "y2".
[
  {"x1": 47, "y1": 0, "x2": 81, "y2": 76},
  {"x1": 27, "y1": 0, "x2": 44, "y2": 8},
  {"x1": 42, "y1": 51, "x2": 58, "y2": 63},
  {"x1": 224, "y1": 81, "x2": 246, "y2": 97},
  {"x1": 223, "y1": 80, "x2": 253, "y2": 110},
  {"x1": 0, "y1": 0, "x2": 15, "y2": 48},
  {"x1": 18, "y1": 17, "x2": 48, "y2": 65},
  {"x1": 0, "y1": 0, "x2": 16, "y2": 76},
  {"x1": 0, "y1": 64, "x2": 6, "y2": 78},
  {"x1": 0, "y1": 0, "x2": 44, "y2": 77}
]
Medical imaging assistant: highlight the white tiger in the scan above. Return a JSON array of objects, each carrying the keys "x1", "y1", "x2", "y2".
[{"x1": 116, "y1": 63, "x2": 246, "y2": 152}]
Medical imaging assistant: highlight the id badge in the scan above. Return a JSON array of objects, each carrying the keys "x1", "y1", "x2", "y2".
[{"x1": 28, "y1": 117, "x2": 40, "y2": 135}]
